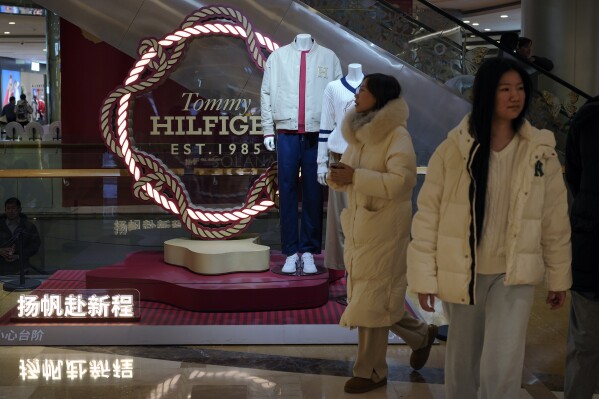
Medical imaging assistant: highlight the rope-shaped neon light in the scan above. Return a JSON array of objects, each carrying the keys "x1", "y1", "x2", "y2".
[{"x1": 100, "y1": 6, "x2": 280, "y2": 239}]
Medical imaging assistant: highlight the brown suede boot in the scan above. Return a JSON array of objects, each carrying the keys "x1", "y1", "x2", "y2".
[
  {"x1": 344, "y1": 377, "x2": 387, "y2": 393},
  {"x1": 410, "y1": 324, "x2": 438, "y2": 370}
]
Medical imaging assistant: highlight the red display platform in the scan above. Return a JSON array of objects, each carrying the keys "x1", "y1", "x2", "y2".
[
  {"x1": 0, "y1": 269, "x2": 348, "y2": 327},
  {"x1": 85, "y1": 251, "x2": 331, "y2": 312}
]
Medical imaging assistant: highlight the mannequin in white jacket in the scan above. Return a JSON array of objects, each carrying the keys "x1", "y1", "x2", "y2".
[
  {"x1": 317, "y1": 63, "x2": 364, "y2": 273},
  {"x1": 263, "y1": 34, "x2": 314, "y2": 152},
  {"x1": 260, "y1": 33, "x2": 342, "y2": 274}
]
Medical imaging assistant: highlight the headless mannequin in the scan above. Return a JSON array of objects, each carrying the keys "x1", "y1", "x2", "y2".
[
  {"x1": 317, "y1": 63, "x2": 363, "y2": 276},
  {"x1": 263, "y1": 34, "x2": 314, "y2": 151},
  {"x1": 260, "y1": 32, "x2": 340, "y2": 275},
  {"x1": 317, "y1": 63, "x2": 364, "y2": 185},
  {"x1": 295, "y1": 33, "x2": 313, "y2": 51},
  {"x1": 345, "y1": 63, "x2": 364, "y2": 90}
]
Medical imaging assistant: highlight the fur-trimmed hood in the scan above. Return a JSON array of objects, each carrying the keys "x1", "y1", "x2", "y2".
[{"x1": 342, "y1": 98, "x2": 409, "y2": 145}]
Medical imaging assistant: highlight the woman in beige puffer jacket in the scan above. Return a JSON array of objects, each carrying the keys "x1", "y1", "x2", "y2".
[
  {"x1": 407, "y1": 58, "x2": 571, "y2": 399},
  {"x1": 328, "y1": 73, "x2": 437, "y2": 394}
]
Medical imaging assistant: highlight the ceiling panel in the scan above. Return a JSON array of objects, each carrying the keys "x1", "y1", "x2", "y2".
[
  {"x1": 424, "y1": 0, "x2": 521, "y2": 32},
  {"x1": 0, "y1": 1, "x2": 522, "y2": 66},
  {"x1": 0, "y1": 13, "x2": 46, "y2": 63}
]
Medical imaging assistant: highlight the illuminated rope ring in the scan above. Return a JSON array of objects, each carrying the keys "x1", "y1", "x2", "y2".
[{"x1": 100, "y1": 6, "x2": 279, "y2": 239}]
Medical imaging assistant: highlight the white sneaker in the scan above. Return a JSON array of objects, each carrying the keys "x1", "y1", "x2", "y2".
[
  {"x1": 282, "y1": 253, "x2": 299, "y2": 273},
  {"x1": 301, "y1": 252, "x2": 317, "y2": 274}
]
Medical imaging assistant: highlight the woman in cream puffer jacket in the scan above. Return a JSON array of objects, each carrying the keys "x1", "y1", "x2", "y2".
[
  {"x1": 407, "y1": 115, "x2": 572, "y2": 304},
  {"x1": 407, "y1": 58, "x2": 571, "y2": 399},
  {"x1": 329, "y1": 74, "x2": 435, "y2": 394}
]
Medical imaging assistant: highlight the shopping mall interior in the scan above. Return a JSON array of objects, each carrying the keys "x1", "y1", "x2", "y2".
[{"x1": 0, "y1": 0, "x2": 598, "y2": 397}]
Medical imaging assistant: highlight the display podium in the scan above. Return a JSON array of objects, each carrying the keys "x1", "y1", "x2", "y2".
[
  {"x1": 164, "y1": 235, "x2": 270, "y2": 274},
  {"x1": 86, "y1": 237, "x2": 330, "y2": 312}
]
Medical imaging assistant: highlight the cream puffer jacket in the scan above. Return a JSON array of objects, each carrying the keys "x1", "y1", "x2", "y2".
[
  {"x1": 407, "y1": 114, "x2": 572, "y2": 305},
  {"x1": 328, "y1": 98, "x2": 416, "y2": 327}
]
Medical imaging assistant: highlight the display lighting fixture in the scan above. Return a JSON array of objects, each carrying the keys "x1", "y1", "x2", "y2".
[
  {"x1": 500, "y1": 15, "x2": 509, "y2": 18},
  {"x1": 472, "y1": 22, "x2": 480, "y2": 26},
  {"x1": 9, "y1": 21, "x2": 15, "y2": 24},
  {"x1": 484, "y1": 28, "x2": 491, "y2": 31},
  {"x1": 463, "y1": 20, "x2": 470, "y2": 23}
]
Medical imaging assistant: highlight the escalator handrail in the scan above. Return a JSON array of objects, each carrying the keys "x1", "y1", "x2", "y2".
[
  {"x1": 379, "y1": 0, "x2": 592, "y2": 100},
  {"x1": 374, "y1": 1, "x2": 464, "y2": 53}
]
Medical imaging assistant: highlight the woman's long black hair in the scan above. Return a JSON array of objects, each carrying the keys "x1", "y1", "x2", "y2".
[
  {"x1": 469, "y1": 57, "x2": 532, "y2": 242},
  {"x1": 361, "y1": 73, "x2": 402, "y2": 111}
]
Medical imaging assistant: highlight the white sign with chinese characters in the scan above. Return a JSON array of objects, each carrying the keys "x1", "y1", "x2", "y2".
[
  {"x1": 19, "y1": 358, "x2": 134, "y2": 381},
  {"x1": 113, "y1": 218, "x2": 182, "y2": 236},
  {"x1": 12, "y1": 290, "x2": 140, "y2": 322},
  {"x1": 1, "y1": 329, "x2": 45, "y2": 343}
]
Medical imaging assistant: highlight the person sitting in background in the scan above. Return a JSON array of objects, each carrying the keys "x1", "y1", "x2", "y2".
[
  {"x1": 517, "y1": 37, "x2": 554, "y2": 71},
  {"x1": 1, "y1": 96, "x2": 17, "y2": 124},
  {"x1": 0, "y1": 197, "x2": 41, "y2": 275}
]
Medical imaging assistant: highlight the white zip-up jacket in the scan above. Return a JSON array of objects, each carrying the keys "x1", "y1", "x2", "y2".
[
  {"x1": 407, "y1": 115, "x2": 572, "y2": 305},
  {"x1": 260, "y1": 39, "x2": 342, "y2": 136}
]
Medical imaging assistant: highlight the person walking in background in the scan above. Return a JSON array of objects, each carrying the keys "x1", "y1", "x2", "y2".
[
  {"x1": 517, "y1": 37, "x2": 554, "y2": 72},
  {"x1": 498, "y1": 31, "x2": 519, "y2": 56},
  {"x1": 15, "y1": 93, "x2": 33, "y2": 128},
  {"x1": 407, "y1": 57, "x2": 571, "y2": 399},
  {"x1": 328, "y1": 73, "x2": 437, "y2": 394},
  {"x1": 34, "y1": 95, "x2": 45, "y2": 122},
  {"x1": 564, "y1": 95, "x2": 599, "y2": 399}
]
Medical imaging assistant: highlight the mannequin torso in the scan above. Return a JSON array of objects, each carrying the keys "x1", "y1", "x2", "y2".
[
  {"x1": 345, "y1": 63, "x2": 364, "y2": 87},
  {"x1": 317, "y1": 63, "x2": 364, "y2": 181},
  {"x1": 295, "y1": 34, "x2": 313, "y2": 51}
]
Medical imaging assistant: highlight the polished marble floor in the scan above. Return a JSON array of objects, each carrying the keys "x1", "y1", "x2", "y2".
[{"x1": 1, "y1": 283, "x2": 598, "y2": 398}]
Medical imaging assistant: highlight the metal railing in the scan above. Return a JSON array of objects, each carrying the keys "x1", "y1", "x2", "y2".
[{"x1": 302, "y1": 0, "x2": 592, "y2": 157}]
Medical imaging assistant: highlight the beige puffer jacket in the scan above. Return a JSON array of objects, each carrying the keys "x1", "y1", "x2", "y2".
[
  {"x1": 328, "y1": 98, "x2": 416, "y2": 327},
  {"x1": 407, "y1": 115, "x2": 572, "y2": 305}
]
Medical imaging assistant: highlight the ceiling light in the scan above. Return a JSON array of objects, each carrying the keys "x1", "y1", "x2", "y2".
[
  {"x1": 472, "y1": 23, "x2": 480, "y2": 26},
  {"x1": 4, "y1": 31, "x2": 10, "y2": 34},
  {"x1": 8, "y1": 21, "x2": 15, "y2": 25},
  {"x1": 43, "y1": 48, "x2": 47, "y2": 51},
  {"x1": 463, "y1": 20, "x2": 470, "y2": 23},
  {"x1": 484, "y1": 28, "x2": 491, "y2": 31},
  {"x1": 500, "y1": 15, "x2": 508, "y2": 18}
]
